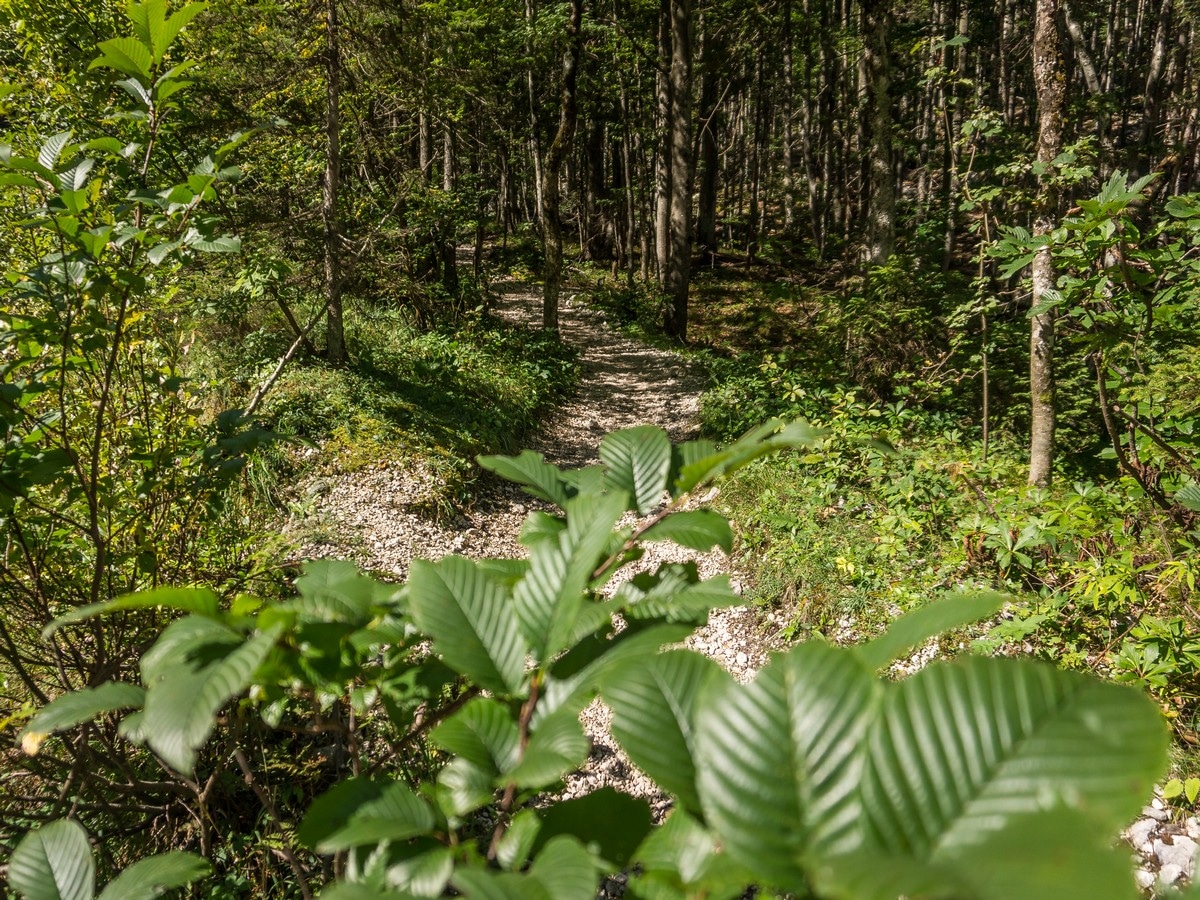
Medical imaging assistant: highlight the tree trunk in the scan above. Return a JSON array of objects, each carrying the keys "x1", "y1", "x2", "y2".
[
  {"x1": 526, "y1": 0, "x2": 545, "y2": 225},
  {"x1": 862, "y1": 0, "x2": 895, "y2": 266},
  {"x1": 541, "y1": 0, "x2": 583, "y2": 334},
  {"x1": 663, "y1": 0, "x2": 693, "y2": 341},
  {"x1": 323, "y1": 0, "x2": 345, "y2": 364},
  {"x1": 1028, "y1": 0, "x2": 1064, "y2": 486},
  {"x1": 654, "y1": 0, "x2": 673, "y2": 284},
  {"x1": 696, "y1": 11, "x2": 719, "y2": 262}
]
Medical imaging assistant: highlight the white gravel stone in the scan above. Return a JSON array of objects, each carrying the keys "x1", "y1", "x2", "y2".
[
  {"x1": 1135, "y1": 868, "x2": 1156, "y2": 890},
  {"x1": 1155, "y1": 834, "x2": 1198, "y2": 874},
  {"x1": 1159, "y1": 863, "x2": 1185, "y2": 887},
  {"x1": 1128, "y1": 818, "x2": 1157, "y2": 848}
]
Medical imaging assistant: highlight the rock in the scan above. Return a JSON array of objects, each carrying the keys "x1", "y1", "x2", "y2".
[
  {"x1": 1135, "y1": 869, "x2": 1156, "y2": 890},
  {"x1": 1155, "y1": 834, "x2": 1198, "y2": 874},
  {"x1": 1142, "y1": 805, "x2": 1170, "y2": 822},
  {"x1": 1159, "y1": 863, "x2": 1185, "y2": 887},
  {"x1": 1128, "y1": 818, "x2": 1157, "y2": 848}
]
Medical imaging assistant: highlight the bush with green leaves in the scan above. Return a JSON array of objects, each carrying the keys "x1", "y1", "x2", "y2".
[
  {"x1": 0, "y1": 0, "x2": 278, "y2": 855},
  {"x1": 13, "y1": 422, "x2": 1173, "y2": 899}
]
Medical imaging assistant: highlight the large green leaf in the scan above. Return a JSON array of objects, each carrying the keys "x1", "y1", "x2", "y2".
[
  {"x1": 817, "y1": 809, "x2": 1138, "y2": 900},
  {"x1": 856, "y1": 591, "x2": 1007, "y2": 670},
  {"x1": 631, "y1": 810, "x2": 751, "y2": 900},
  {"x1": 639, "y1": 509, "x2": 733, "y2": 553},
  {"x1": 139, "y1": 617, "x2": 280, "y2": 773},
  {"x1": 409, "y1": 557, "x2": 526, "y2": 695},
  {"x1": 90, "y1": 36, "x2": 153, "y2": 80},
  {"x1": 291, "y1": 559, "x2": 394, "y2": 625},
  {"x1": 527, "y1": 836, "x2": 597, "y2": 900},
  {"x1": 318, "y1": 885, "x2": 418, "y2": 900},
  {"x1": 536, "y1": 619, "x2": 695, "y2": 724},
  {"x1": 600, "y1": 426, "x2": 672, "y2": 514},
  {"x1": 533, "y1": 788, "x2": 652, "y2": 870},
  {"x1": 512, "y1": 490, "x2": 627, "y2": 661},
  {"x1": 603, "y1": 650, "x2": 723, "y2": 813},
  {"x1": 450, "y1": 868, "x2": 550, "y2": 900},
  {"x1": 297, "y1": 777, "x2": 435, "y2": 853},
  {"x1": 428, "y1": 698, "x2": 519, "y2": 774},
  {"x1": 477, "y1": 450, "x2": 571, "y2": 507},
  {"x1": 507, "y1": 706, "x2": 589, "y2": 789},
  {"x1": 617, "y1": 565, "x2": 739, "y2": 623},
  {"x1": 22, "y1": 682, "x2": 144, "y2": 747},
  {"x1": 96, "y1": 852, "x2": 209, "y2": 900},
  {"x1": 436, "y1": 757, "x2": 496, "y2": 818},
  {"x1": 44, "y1": 586, "x2": 220, "y2": 637},
  {"x1": 9, "y1": 820, "x2": 95, "y2": 900},
  {"x1": 859, "y1": 656, "x2": 1167, "y2": 857},
  {"x1": 695, "y1": 643, "x2": 881, "y2": 885},
  {"x1": 674, "y1": 419, "x2": 823, "y2": 495}
]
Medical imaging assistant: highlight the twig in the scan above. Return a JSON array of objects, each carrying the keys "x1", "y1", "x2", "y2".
[{"x1": 233, "y1": 746, "x2": 314, "y2": 900}]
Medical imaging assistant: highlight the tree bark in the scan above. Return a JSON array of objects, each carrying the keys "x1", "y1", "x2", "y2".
[
  {"x1": 541, "y1": 0, "x2": 583, "y2": 334},
  {"x1": 526, "y1": 0, "x2": 546, "y2": 225},
  {"x1": 1028, "y1": 0, "x2": 1064, "y2": 486},
  {"x1": 663, "y1": 0, "x2": 693, "y2": 341},
  {"x1": 323, "y1": 0, "x2": 345, "y2": 364},
  {"x1": 654, "y1": 0, "x2": 672, "y2": 284},
  {"x1": 862, "y1": 0, "x2": 895, "y2": 266}
]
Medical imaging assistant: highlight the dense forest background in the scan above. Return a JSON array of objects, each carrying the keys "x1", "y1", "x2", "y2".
[{"x1": 2, "y1": 0, "x2": 1200, "y2": 894}]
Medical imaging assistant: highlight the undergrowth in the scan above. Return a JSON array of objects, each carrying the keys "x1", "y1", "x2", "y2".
[{"x1": 198, "y1": 305, "x2": 578, "y2": 516}]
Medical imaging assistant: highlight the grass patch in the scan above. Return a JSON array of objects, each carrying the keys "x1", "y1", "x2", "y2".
[{"x1": 214, "y1": 305, "x2": 577, "y2": 516}]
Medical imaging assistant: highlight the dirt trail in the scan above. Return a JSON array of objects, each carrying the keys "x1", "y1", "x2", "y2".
[{"x1": 287, "y1": 278, "x2": 785, "y2": 814}]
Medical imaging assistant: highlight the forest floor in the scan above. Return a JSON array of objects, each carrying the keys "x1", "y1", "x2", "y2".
[{"x1": 282, "y1": 274, "x2": 792, "y2": 812}]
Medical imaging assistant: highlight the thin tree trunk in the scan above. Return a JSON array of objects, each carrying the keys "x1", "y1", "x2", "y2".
[
  {"x1": 696, "y1": 12, "x2": 719, "y2": 262},
  {"x1": 654, "y1": 0, "x2": 673, "y2": 284},
  {"x1": 323, "y1": 0, "x2": 345, "y2": 364},
  {"x1": 526, "y1": 0, "x2": 545, "y2": 225},
  {"x1": 781, "y1": 0, "x2": 797, "y2": 237},
  {"x1": 1029, "y1": 0, "x2": 1065, "y2": 486},
  {"x1": 862, "y1": 0, "x2": 895, "y2": 265},
  {"x1": 663, "y1": 0, "x2": 693, "y2": 341},
  {"x1": 541, "y1": 0, "x2": 583, "y2": 333}
]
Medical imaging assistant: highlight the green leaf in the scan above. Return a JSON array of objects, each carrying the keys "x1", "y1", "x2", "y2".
[
  {"x1": 96, "y1": 852, "x2": 210, "y2": 900},
  {"x1": 1175, "y1": 483, "x2": 1200, "y2": 512},
  {"x1": 429, "y1": 698, "x2": 519, "y2": 774},
  {"x1": 140, "y1": 618, "x2": 280, "y2": 773},
  {"x1": 477, "y1": 450, "x2": 571, "y2": 507},
  {"x1": 600, "y1": 425, "x2": 672, "y2": 514},
  {"x1": 297, "y1": 777, "x2": 435, "y2": 853},
  {"x1": 603, "y1": 650, "x2": 722, "y2": 813},
  {"x1": 90, "y1": 36, "x2": 153, "y2": 80},
  {"x1": 857, "y1": 591, "x2": 1007, "y2": 670},
  {"x1": 9, "y1": 820, "x2": 95, "y2": 900},
  {"x1": 451, "y1": 868, "x2": 549, "y2": 900},
  {"x1": 860, "y1": 657, "x2": 1168, "y2": 857},
  {"x1": 821, "y1": 808, "x2": 1139, "y2": 900},
  {"x1": 1165, "y1": 778, "x2": 1185, "y2": 800},
  {"x1": 513, "y1": 490, "x2": 627, "y2": 661},
  {"x1": 528, "y1": 836, "x2": 597, "y2": 900},
  {"x1": 631, "y1": 810, "x2": 751, "y2": 900},
  {"x1": 189, "y1": 234, "x2": 240, "y2": 253},
  {"x1": 675, "y1": 419, "x2": 823, "y2": 496},
  {"x1": 22, "y1": 682, "x2": 145, "y2": 747},
  {"x1": 437, "y1": 757, "x2": 496, "y2": 818},
  {"x1": 533, "y1": 788, "x2": 652, "y2": 870},
  {"x1": 497, "y1": 809, "x2": 542, "y2": 871},
  {"x1": 507, "y1": 706, "x2": 589, "y2": 789},
  {"x1": 409, "y1": 557, "x2": 527, "y2": 695},
  {"x1": 617, "y1": 565, "x2": 739, "y2": 623},
  {"x1": 640, "y1": 509, "x2": 733, "y2": 553},
  {"x1": 1186, "y1": 777, "x2": 1200, "y2": 805},
  {"x1": 695, "y1": 643, "x2": 881, "y2": 885},
  {"x1": 291, "y1": 559, "x2": 393, "y2": 625},
  {"x1": 38, "y1": 132, "x2": 73, "y2": 172},
  {"x1": 44, "y1": 587, "x2": 220, "y2": 638}
]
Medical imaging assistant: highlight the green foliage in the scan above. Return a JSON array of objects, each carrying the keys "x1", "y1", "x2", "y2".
[
  {"x1": 10, "y1": 819, "x2": 209, "y2": 900},
  {"x1": 14, "y1": 424, "x2": 1171, "y2": 899}
]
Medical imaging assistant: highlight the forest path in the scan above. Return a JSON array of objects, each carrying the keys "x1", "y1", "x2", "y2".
[{"x1": 288, "y1": 275, "x2": 787, "y2": 813}]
